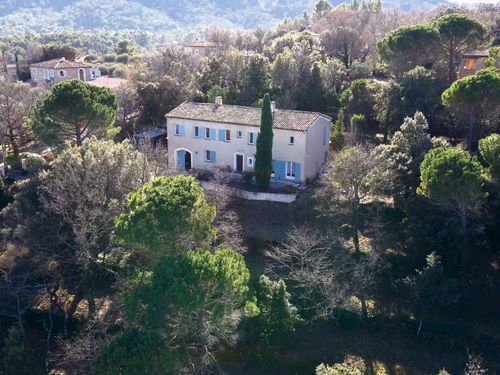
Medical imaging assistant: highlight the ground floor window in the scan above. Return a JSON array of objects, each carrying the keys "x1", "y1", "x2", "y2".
[{"x1": 247, "y1": 156, "x2": 254, "y2": 167}]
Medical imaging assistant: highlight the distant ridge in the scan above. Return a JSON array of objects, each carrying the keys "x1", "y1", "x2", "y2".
[{"x1": 0, "y1": 0, "x2": 450, "y2": 35}]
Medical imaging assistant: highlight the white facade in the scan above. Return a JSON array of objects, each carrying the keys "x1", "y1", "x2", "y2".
[{"x1": 166, "y1": 108, "x2": 331, "y2": 184}]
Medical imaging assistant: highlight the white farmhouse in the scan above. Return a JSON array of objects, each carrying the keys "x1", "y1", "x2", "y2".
[{"x1": 165, "y1": 99, "x2": 331, "y2": 184}]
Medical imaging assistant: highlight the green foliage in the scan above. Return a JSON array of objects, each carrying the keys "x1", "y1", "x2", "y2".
[
  {"x1": 2, "y1": 327, "x2": 42, "y2": 375},
  {"x1": 340, "y1": 79, "x2": 381, "y2": 123},
  {"x1": 32, "y1": 80, "x2": 118, "y2": 148},
  {"x1": 114, "y1": 53, "x2": 130, "y2": 64},
  {"x1": 124, "y1": 247, "x2": 253, "y2": 370},
  {"x1": 136, "y1": 76, "x2": 189, "y2": 126},
  {"x1": 103, "y1": 54, "x2": 117, "y2": 63},
  {"x1": 418, "y1": 147, "x2": 484, "y2": 207},
  {"x1": 241, "y1": 53, "x2": 270, "y2": 105},
  {"x1": 255, "y1": 94, "x2": 274, "y2": 191},
  {"x1": 479, "y1": 133, "x2": 500, "y2": 181},
  {"x1": 315, "y1": 0, "x2": 332, "y2": 18},
  {"x1": 377, "y1": 24, "x2": 438, "y2": 75},
  {"x1": 92, "y1": 329, "x2": 179, "y2": 375},
  {"x1": 246, "y1": 275, "x2": 301, "y2": 345},
  {"x1": 400, "y1": 66, "x2": 442, "y2": 121},
  {"x1": 485, "y1": 47, "x2": 500, "y2": 69},
  {"x1": 115, "y1": 40, "x2": 135, "y2": 55},
  {"x1": 331, "y1": 110, "x2": 345, "y2": 150},
  {"x1": 39, "y1": 43, "x2": 77, "y2": 61},
  {"x1": 207, "y1": 84, "x2": 231, "y2": 104},
  {"x1": 441, "y1": 68, "x2": 500, "y2": 149},
  {"x1": 115, "y1": 175, "x2": 215, "y2": 258},
  {"x1": 401, "y1": 252, "x2": 459, "y2": 326},
  {"x1": 432, "y1": 14, "x2": 488, "y2": 82},
  {"x1": 374, "y1": 81, "x2": 403, "y2": 141}
]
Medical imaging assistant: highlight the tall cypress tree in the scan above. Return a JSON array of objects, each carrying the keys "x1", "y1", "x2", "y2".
[{"x1": 255, "y1": 93, "x2": 274, "y2": 191}]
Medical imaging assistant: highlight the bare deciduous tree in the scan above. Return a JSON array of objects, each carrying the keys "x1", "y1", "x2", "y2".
[{"x1": 266, "y1": 226, "x2": 383, "y2": 319}]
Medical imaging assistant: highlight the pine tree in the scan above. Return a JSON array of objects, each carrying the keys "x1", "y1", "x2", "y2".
[
  {"x1": 331, "y1": 110, "x2": 345, "y2": 150},
  {"x1": 255, "y1": 93, "x2": 274, "y2": 191}
]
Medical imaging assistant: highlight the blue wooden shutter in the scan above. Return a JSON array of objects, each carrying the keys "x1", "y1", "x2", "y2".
[
  {"x1": 210, "y1": 151, "x2": 216, "y2": 163},
  {"x1": 218, "y1": 129, "x2": 225, "y2": 141},
  {"x1": 210, "y1": 128, "x2": 216, "y2": 140},
  {"x1": 179, "y1": 124, "x2": 185, "y2": 136},
  {"x1": 294, "y1": 162, "x2": 301, "y2": 182},
  {"x1": 278, "y1": 160, "x2": 286, "y2": 180}
]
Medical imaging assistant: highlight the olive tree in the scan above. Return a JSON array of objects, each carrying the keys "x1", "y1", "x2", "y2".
[{"x1": 38, "y1": 139, "x2": 147, "y2": 318}]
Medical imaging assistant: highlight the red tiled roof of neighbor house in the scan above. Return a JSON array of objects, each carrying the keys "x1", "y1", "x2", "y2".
[
  {"x1": 31, "y1": 57, "x2": 90, "y2": 69},
  {"x1": 87, "y1": 76, "x2": 131, "y2": 90},
  {"x1": 166, "y1": 102, "x2": 331, "y2": 132}
]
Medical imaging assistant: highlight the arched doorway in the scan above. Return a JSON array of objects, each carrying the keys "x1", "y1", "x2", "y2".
[
  {"x1": 176, "y1": 148, "x2": 192, "y2": 171},
  {"x1": 78, "y1": 68, "x2": 86, "y2": 81}
]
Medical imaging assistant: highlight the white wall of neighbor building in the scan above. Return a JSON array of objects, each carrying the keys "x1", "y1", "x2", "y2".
[{"x1": 166, "y1": 115, "x2": 330, "y2": 183}]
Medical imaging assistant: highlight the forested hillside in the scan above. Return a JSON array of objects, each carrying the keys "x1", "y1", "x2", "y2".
[{"x1": 0, "y1": 0, "x2": 448, "y2": 35}]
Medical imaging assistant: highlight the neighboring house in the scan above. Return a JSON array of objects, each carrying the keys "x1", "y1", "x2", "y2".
[
  {"x1": 86, "y1": 76, "x2": 130, "y2": 91},
  {"x1": 458, "y1": 49, "x2": 489, "y2": 79},
  {"x1": 30, "y1": 57, "x2": 100, "y2": 85},
  {"x1": 184, "y1": 40, "x2": 217, "y2": 57},
  {"x1": 166, "y1": 98, "x2": 331, "y2": 184}
]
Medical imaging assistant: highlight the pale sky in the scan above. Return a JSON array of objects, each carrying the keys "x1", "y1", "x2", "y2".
[{"x1": 451, "y1": 0, "x2": 499, "y2": 3}]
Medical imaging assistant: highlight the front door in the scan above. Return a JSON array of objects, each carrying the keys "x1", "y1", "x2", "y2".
[
  {"x1": 184, "y1": 151, "x2": 192, "y2": 170},
  {"x1": 79, "y1": 69, "x2": 85, "y2": 81},
  {"x1": 236, "y1": 154, "x2": 243, "y2": 173}
]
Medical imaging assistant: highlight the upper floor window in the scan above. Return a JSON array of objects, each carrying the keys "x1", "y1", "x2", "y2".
[
  {"x1": 193, "y1": 126, "x2": 200, "y2": 138},
  {"x1": 237, "y1": 130, "x2": 242, "y2": 138},
  {"x1": 248, "y1": 132, "x2": 256, "y2": 145},
  {"x1": 175, "y1": 124, "x2": 185, "y2": 136},
  {"x1": 205, "y1": 127, "x2": 211, "y2": 139},
  {"x1": 225, "y1": 129, "x2": 231, "y2": 141},
  {"x1": 59, "y1": 70, "x2": 65, "y2": 77},
  {"x1": 289, "y1": 136, "x2": 294, "y2": 145},
  {"x1": 32, "y1": 68, "x2": 38, "y2": 76}
]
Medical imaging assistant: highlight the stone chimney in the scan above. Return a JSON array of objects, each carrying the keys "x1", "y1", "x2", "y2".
[{"x1": 215, "y1": 96, "x2": 223, "y2": 106}]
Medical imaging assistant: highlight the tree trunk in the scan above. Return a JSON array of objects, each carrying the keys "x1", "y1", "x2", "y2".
[
  {"x1": 360, "y1": 296, "x2": 368, "y2": 320},
  {"x1": 468, "y1": 110, "x2": 475, "y2": 151},
  {"x1": 353, "y1": 196, "x2": 360, "y2": 254}
]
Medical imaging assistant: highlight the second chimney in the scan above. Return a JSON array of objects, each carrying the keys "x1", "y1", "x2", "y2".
[{"x1": 215, "y1": 96, "x2": 223, "y2": 106}]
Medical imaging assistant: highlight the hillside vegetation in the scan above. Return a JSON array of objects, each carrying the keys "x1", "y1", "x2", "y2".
[{"x1": 0, "y1": 0, "x2": 448, "y2": 35}]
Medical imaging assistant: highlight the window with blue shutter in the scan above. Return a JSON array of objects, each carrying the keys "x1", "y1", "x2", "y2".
[
  {"x1": 205, "y1": 150, "x2": 216, "y2": 163},
  {"x1": 210, "y1": 128, "x2": 216, "y2": 140},
  {"x1": 204, "y1": 127, "x2": 210, "y2": 139},
  {"x1": 175, "y1": 124, "x2": 185, "y2": 136},
  {"x1": 218, "y1": 129, "x2": 225, "y2": 141}
]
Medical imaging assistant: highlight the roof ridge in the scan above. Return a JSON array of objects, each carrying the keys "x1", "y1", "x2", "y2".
[{"x1": 180, "y1": 101, "x2": 326, "y2": 117}]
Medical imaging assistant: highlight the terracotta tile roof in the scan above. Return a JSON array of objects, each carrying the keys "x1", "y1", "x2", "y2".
[
  {"x1": 87, "y1": 76, "x2": 131, "y2": 90},
  {"x1": 166, "y1": 102, "x2": 331, "y2": 132},
  {"x1": 462, "y1": 49, "x2": 489, "y2": 58},
  {"x1": 31, "y1": 57, "x2": 90, "y2": 69},
  {"x1": 185, "y1": 40, "x2": 217, "y2": 48}
]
